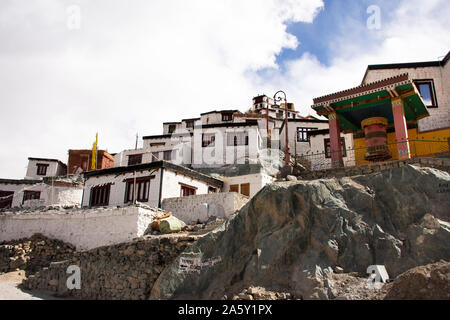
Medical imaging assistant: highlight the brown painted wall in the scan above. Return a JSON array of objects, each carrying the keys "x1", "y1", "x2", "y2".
[{"x1": 67, "y1": 150, "x2": 114, "y2": 174}]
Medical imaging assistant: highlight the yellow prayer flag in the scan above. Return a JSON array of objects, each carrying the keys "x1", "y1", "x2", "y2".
[{"x1": 91, "y1": 133, "x2": 98, "y2": 170}]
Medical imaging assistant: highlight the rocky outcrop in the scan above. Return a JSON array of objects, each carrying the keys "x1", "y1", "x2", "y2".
[
  {"x1": 0, "y1": 234, "x2": 76, "y2": 274},
  {"x1": 150, "y1": 165, "x2": 450, "y2": 300},
  {"x1": 383, "y1": 260, "x2": 449, "y2": 300}
]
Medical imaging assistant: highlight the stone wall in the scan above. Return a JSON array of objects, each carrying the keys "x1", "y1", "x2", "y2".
[
  {"x1": 299, "y1": 157, "x2": 450, "y2": 180},
  {"x1": 0, "y1": 205, "x2": 159, "y2": 250},
  {"x1": 0, "y1": 234, "x2": 76, "y2": 274},
  {"x1": 21, "y1": 234, "x2": 198, "y2": 300},
  {"x1": 161, "y1": 192, "x2": 249, "y2": 224}
]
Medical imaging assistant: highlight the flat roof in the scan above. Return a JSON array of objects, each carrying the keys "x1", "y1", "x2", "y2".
[
  {"x1": 142, "y1": 132, "x2": 193, "y2": 140},
  {"x1": 362, "y1": 50, "x2": 450, "y2": 83},
  {"x1": 0, "y1": 179, "x2": 42, "y2": 185},
  {"x1": 194, "y1": 120, "x2": 259, "y2": 129},
  {"x1": 200, "y1": 110, "x2": 241, "y2": 116},
  {"x1": 28, "y1": 157, "x2": 67, "y2": 168},
  {"x1": 84, "y1": 161, "x2": 223, "y2": 188},
  {"x1": 279, "y1": 118, "x2": 328, "y2": 133}
]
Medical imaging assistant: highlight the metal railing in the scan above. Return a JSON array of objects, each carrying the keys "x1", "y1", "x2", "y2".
[{"x1": 293, "y1": 139, "x2": 449, "y2": 171}]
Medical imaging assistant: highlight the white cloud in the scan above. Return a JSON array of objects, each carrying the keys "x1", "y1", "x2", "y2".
[
  {"x1": 0, "y1": 0, "x2": 324, "y2": 178},
  {"x1": 0, "y1": 0, "x2": 449, "y2": 179}
]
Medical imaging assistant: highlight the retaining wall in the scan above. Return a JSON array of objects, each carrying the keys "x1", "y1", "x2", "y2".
[
  {"x1": 0, "y1": 206, "x2": 159, "y2": 250},
  {"x1": 161, "y1": 192, "x2": 249, "y2": 224}
]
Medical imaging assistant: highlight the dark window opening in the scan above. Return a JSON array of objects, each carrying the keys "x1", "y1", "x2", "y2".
[
  {"x1": 90, "y1": 184, "x2": 111, "y2": 207},
  {"x1": 180, "y1": 183, "x2": 197, "y2": 197},
  {"x1": 297, "y1": 127, "x2": 318, "y2": 142},
  {"x1": 163, "y1": 150, "x2": 172, "y2": 161},
  {"x1": 36, "y1": 163, "x2": 49, "y2": 176},
  {"x1": 0, "y1": 191, "x2": 14, "y2": 208},
  {"x1": 324, "y1": 138, "x2": 347, "y2": 158},
  {"x1": 124, "y1": 177, "x2": 151, "y2": 203},
  {"x1": 128, "y1": 154, "x2": 143, "y2": 166},
  {"x1": 202, "y1": 133, "x2": 215, "y2": 147},
  {"x1": 186, "y1": 120, "x2": 195, "y2": 128},
  {"x1": 23, "y1": 191, "x2": 41, "y2": 204},
  {"x1": 222, "y1": 113, "x2": 233, "y2": 122},
  {"x1": 168, "y1": 124, "x2": 176, "y2": 134}
]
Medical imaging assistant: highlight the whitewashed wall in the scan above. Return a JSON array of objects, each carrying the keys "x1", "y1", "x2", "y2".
[
  {"x1": 309, "y1": 133, "x2": 355, "y2": 170},
  {"x1": 82, "y1": 167, "x2": 219, "y2": 209},
  {"x1": 221, "y1": 172, "x2": 275, "y2": 198},
  {"x1": 25, "y1": 160, "x2": 62, "y2": 179},
  {"x1": 0, "y1": 182, "x2": 82, "y2": 208},
  {"x1": 279, "y1": 121, "x2": 329, "y2": 157},
  {"x1": 82, "y1": 168, "x2": 162, "y2": 208},
  {"x1": 0, "y1": 206, "x2": 155, "y2": 250},
  {"x1": 191, "y1": 126, "x2": 261, "y2": 169},
  {"x1": 160, "y1": 169, "x2": 212, "y2": 199},
  {"x1": 161, "y1": 192, "x2": 249, "y2": 224},
  {"x1": 363, "y1": 64, "x2": 450, "y2": 132}
]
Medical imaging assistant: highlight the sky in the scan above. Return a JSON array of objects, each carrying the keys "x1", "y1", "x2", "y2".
[{"x1": 0, "y1": 0, "x2": 449, "y2": 178}]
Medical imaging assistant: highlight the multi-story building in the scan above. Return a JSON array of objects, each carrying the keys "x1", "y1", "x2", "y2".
[{"x1": 0, "y1": 157, "x2": 82, "y2": 209}]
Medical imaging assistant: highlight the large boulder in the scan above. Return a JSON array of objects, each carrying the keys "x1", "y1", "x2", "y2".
[{"x1": 150, "y1": 165, "x2": 450, "y2": 300}]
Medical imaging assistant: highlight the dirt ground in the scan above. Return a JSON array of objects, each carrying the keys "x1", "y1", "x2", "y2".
[{"x1": 0, "y1": 270, "x2": 63, "y2": 300}]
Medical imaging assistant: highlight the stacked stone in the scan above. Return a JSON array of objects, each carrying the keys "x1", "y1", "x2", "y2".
[
  {"x1": 299, "y1": 157, "x2": 450, "y2": 180},
  {"x1": 21, "y1": 234, "x2": 198, "y2": 300},
  {"x1": 231, "y1": 287, "x2": 294, "y2": 300},
  {"x1": 0, "y1": 234, "x2": 76, "y2": 274}
]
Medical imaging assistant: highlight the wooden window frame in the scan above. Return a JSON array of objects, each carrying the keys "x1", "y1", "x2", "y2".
[
  {"x1": 168, "y1": 124, "x2": 176, "y2": 134},
  {"x1": 0, "y1": 191, "x2": 14, "y2": 208},
  {"x1": 179, "y1": 183, "x2": 197, "y2": 197},
  {"x1": 23, "y1": 190, "x2": 41, "y2": 204},
  {"x1": 324, "y1": 137, "x2": 347, "y2": 158},
  {"x1": 202, "y1": 133, "x2": 216, "y2": 148},
  {"x1": 221, "y1": 112, "x2": 233, "y2": 122},
  {"x1": 186, "y1": 120, "x2": 195, "y2": 128},
  {"x1": 297, "y1": 127, "x2": 318, "y2": 142},
  {"x1": 36, "y1": 163, "x2": 49, "y2": 176},
  {"x1": 90, "y1": 184, "x2": 111, "y2": 207},
  {"x1": 414, "y1": 79, "x2": 438, "y2": 108},
  {"x1": 127, "y1": 154, "x2": 143, "y2": 166},
  {"x1": 124, "y1": 176, "x2": 154, "y2": 203},
  {"x1": 163, "y1": 150, "x2": 172, "y2": 161}
]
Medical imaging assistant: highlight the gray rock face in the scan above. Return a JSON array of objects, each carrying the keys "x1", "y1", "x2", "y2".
[{"x1": 150, "y1": 165, "x2": 450, "y2": 300}]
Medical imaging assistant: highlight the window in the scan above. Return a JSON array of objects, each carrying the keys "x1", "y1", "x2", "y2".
[
  {"x1": 324, "y1": 138, "x2": 347, "y2": 158},
  {"x1": 240, "y1": 183, "x2": 250, "y2": 197},
  {"x1": 90, "y1": 184, "x2": 111, "y2": 207},
  {"x1": 0, "y1": 191, "x2": 14, "y2": 208},
  {"x1": 180, "y1": 183, "x2": 197, "y2": 197},
  {"x1": 23, "y1": 191, "x2": 41, "y2": 204},
  {"x1": 163, "y1": 150, "x2": 172, "y2": 161},
  {"x1": 277, "y1": 111, "x2": 283, "y2": 119},
  {"x1": 202, "y1": 133, "x2": 215, "y2": 147},
  {"x1": 128, "y1": 154, "x2": 142, "y2": 166},
  {"x1": 208, "y1": 186, "x2": 217, "y2": 193},
  {"x1": 124, "y1": 177, "x2": 153, "y2": 203},
  {"x1": 222, "y1": 113, "x2": 233, "y2": 121},
  {"x1": 151, "y1": 152, "x2": 160, "y2": 162},
  {"x1": 227, "y1": 132, "x2": 249, "y2": 146},
  {"x1": 36, "y1": 163, "x2": 49, "y2": 176},
  {"x1": 414, "y1": 79, "x2": 438, "y2": 108},
  {"x1": 168, "y1": 124, "x2": 176, "y2": 134},
  {"x1": 229, "y1": 184, "x2": 239, "y2": 193},
  {"x1": 150, "y1": 142, "x2": 165, "y2": 147},
  {"x1": 297, "y1": 127, "x2": 318, "y2": 142},
  {"x1": 186, "y1": 120, "x2": 195, "y2": 128}
]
